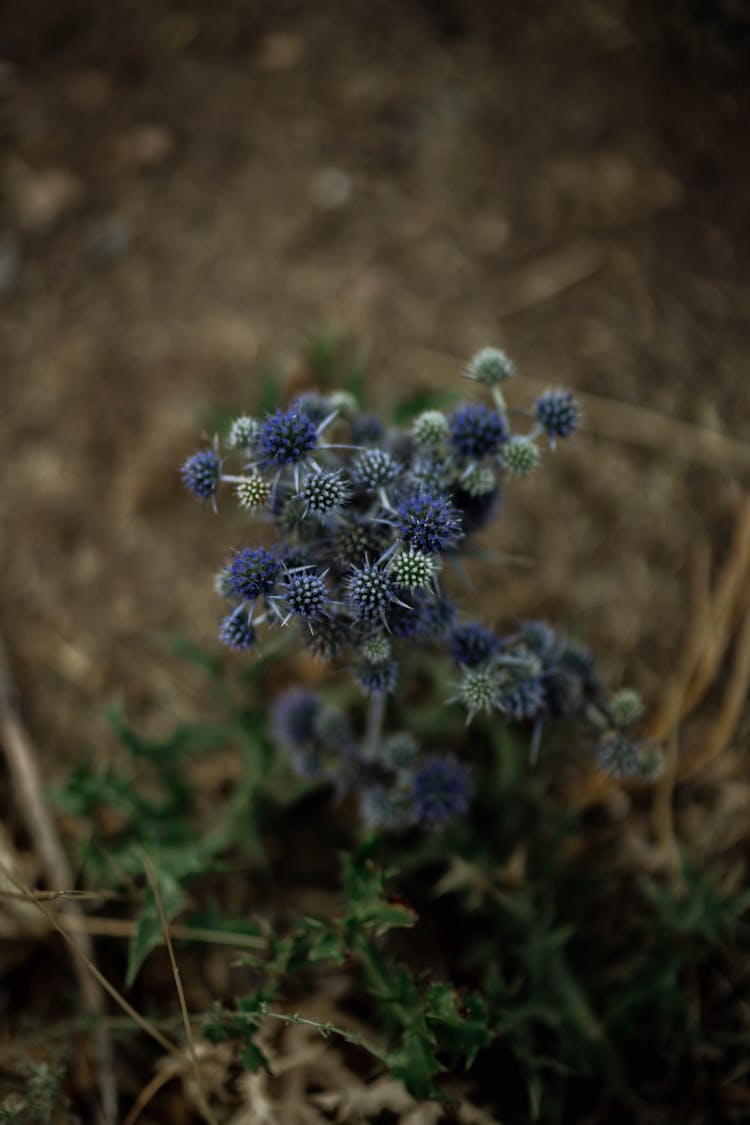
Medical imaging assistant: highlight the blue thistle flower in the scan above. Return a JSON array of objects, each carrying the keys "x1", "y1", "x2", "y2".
[
  {"x1": 412, "y1": 410, "x2": 449, "y2": 447},
  {"x1": 379, "y1": 732, "x2": 419, "y2": 774},
  {"x1": 293, "y1": 392, "x2": 333, "y2": 425},
  {"x1": 280, "y1": 570, "x2": 329, "y2": 622},
  {"x1": 409, "y1": 455, "x2": 456, "y2": 495},
  {"x1": 228, "y1": 547, "x2": 280, "y2": 601},
  {"x1": 389, "y1": 549, "x2": 438, "y2": 591},
  {"x1": 259, "y1": 409, "x2": 318, "y2": 467},
  {"x1": 388, "y1": 592, "x2": 454, "y2": 640},
  {"x1": 335, "y1": 520, "x2": 391, "y2": 566},
  {"x1": 346, "y1": 562, "x2": 401, "y2": 624},
  {"x1": 456, "y1": 666, "x2": 503, "y2": 722},
  {"x1": 218, "y1": 606, "x2": 257, "y2": 651},
  {"x1": 299, "y1": 469, "x2": 351, "y2": 517},
  {"x1": 411, "y1": 754, "x2": 471, "y2": 827},
  {"x1": 397, "y1": 492, "x2": 463, "y2": 554},
  {"x1": 503, "y1": 436, "x2": 540, "y2": 477},
  {"x1": 356, "y1": 660, "x2": 399, "y2": 695},
  {"x1": 498, "y1": 675, "x2": 546, "y2": 721},
  {"x1": 272, "y1": 687, "x2": 321, "y2": 748},
  {"x1": 352, "y1": 449, "x2": 402, "y2": 490},
  {"x1": 449, "y1": 404, "x2": 508, "y2": 460},
  {"x1": 535, "y1": 390, "x2": 580, "y2": 440},
  {"x1": 181, "y1": 449, "x2": 221, "y2": 502},
  {"x1": 449, "y1": 623, "x2": 499, "y2": 668}
]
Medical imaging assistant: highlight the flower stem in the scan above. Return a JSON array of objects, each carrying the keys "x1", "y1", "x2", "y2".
[{"x1": 364, "y1": 693, "x2": 386, "y2": 760}]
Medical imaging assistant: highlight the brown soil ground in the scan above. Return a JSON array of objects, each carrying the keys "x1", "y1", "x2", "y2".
[{"x1": 1, "y1": 0, "x2": 750, "y2": 1117}]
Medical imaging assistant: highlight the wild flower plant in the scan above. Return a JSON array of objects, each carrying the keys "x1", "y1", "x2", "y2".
[{"x1": 182, "y1": 348, "x2": 657, "y2": 831}]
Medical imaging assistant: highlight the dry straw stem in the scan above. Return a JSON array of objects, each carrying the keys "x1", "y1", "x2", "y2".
[
  {"x1": 141, "y1": 849, "x2": 220, "y2": 1125},
  {"x1": 0, "y1": 631, "x2": 118, "y2": 1125},
  {"x1": 54, "y1": 909, "x2": 266, "y2": 949}
]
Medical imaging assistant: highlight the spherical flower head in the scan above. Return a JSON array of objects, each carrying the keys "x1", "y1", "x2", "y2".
[
  {"x1": 390, "y1": 549, "x2": 437, "y2": 591},
  {"x1": 356, "y1": 659, "x2": 399, "y2": 696},
  {"x1": 449, "y1": 404, "x2": 508, "y2": 461},
  {"x1": 218, "y1": 606, "x2": 257, "y2": 651},
  {"x1": 535, "y1": 389, "x2": 580, "y2": 440},
  {"x1": 610, "y1": 688, "x2": 645, "y2": 728},
  {"x1": 299, "y1": 469, "x2": 351, "y2": 517},
  {"x1": 411, "y1": 754, "x2": 471, "y2": 827},
  {"x1": 361, "y1": 634, "x2": 391, "y2": 665},
  {"x1": 389, "y1": 592, "x2": 455, "y2": 640},
  {"x1": 181, "y1": 449, "x2": 220, "y2": 502},
  {"x1": 596, "y1": 732, "x2": 641, "y2": 780},
  {"x1": 346, "y1": 562, "x2": 397, "y2": 623},
  {"x1": 457, "y1": 666, "x2": 502, "y2": 722},
  {"x1": 380, "y1": 732, "x2": 419, "y2": 774},
  {"x1": 503, "y1": 436, "x2": 540, "y2": 477},
  {"x1": 466, "y1": 347, "x2": 514, "y2": 387},
  {"x1": 272, "y1": 687, "x2": 321, "y2": 748},
  {"x1": 235, "y1": 472, "x2": 270, "y2": 512},
  {"x1": 293, "y1": 392, "x2": 333, "y2": 425},
  {"x1": 259, "y1": 408, "x2": 318, "y2": 467},
  {"x1": 313, "y1": 705, "x2": 355, "y2": 755},
  {"x1": 461, "y1": 464, "x2": 497, "y2": 497},
  {"x1": 412, "y1": 410, "x2": 450, "y2": 447},
  {"x1": 409, "y1": 455, "x2": 457, "y2": 495},
  {"x1": 397, "y1": 492, "x2": 463, "y2": 554},
  {"x1": 227, "y1": 415, "x2": 258, "y2": 450},
  {"x1": 352, "y1": 448, "x2": 402, "y2": 490},
  {"x1": 449, "y1": 623, "x2": 499, "y2": 668},
  {"x1": 635, "y1": 741, "x2": 664, "y2": 781},
  {"x1": 360, "y1": 785, "x2": 415, "y2": 831},
  {"x1": 228, "y1": 547, "x2": 280, "y2": 601},
  {"x1": 281, "y1": 570, "x2": 329, "y2": 621}
]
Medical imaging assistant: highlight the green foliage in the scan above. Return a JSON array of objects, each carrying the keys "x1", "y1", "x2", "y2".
[{"x1": 0, "y1": 1063, "x2": 70, "y2": 1125}]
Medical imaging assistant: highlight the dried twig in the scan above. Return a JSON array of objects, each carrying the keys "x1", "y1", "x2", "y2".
[
  {"x1": 142, "y1": 850, "x2": 220, "y2": 1125},
  {"x1": 0, "y1": 631, "x2": 118, "y2": 1124},
  {"x1": 0, "y1": 861, "x2": 178, "y2": 1056}
]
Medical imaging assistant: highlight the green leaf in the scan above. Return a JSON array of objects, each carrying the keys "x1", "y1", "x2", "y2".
[{"x1": 126, "y1": 868, "x2": 187, "y2": 987}]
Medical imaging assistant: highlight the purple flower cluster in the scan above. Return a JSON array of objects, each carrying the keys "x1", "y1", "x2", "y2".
[{"x1": 182, "y1": 347, "x2": 650, "y2": 826}]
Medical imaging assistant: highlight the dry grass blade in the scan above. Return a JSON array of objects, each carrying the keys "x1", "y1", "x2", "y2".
[
  {"x1": 121, "y1": 1068, "x2": 178, "y2": 1125},
  {"x1": 141, "y1": 850, "x2": 220, "y2": 1125},
  {"x1": 652, "y1": 727, "x2": 681, "y2": 884},
  {"x1": 56, "y1": 911, "x2": 265, "y2": 949},
  {"x1": 0, "y1": 860, "x2": 178, "y2": 1056},
  {"x1": 0, "y1": 631, "x2": 118, "y2": 1125}
]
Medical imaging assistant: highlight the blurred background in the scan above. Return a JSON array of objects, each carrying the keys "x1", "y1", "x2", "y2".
[{"x1": 1, "y1": 0, "x2": 749, "y2": 771}]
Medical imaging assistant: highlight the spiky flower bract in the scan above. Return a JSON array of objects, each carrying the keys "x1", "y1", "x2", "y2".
[
  {"x1": 352, "y1": 448, "x2": 401, "y2": 490},
  {"x1": 466, "y1": 346, "x2": 514, "y2": 386},
  {"x1": 504, "y1": 435, "x2": 540, "y2": 477},
  {"x1": 280, "y1": 570, "x2": 329, "y2": 621},
  {"x1": 457, "y1": 666, "x2": 503, "y2": 722},
  {"x1": 218, "y1": 606, "x2": 257, "y2": 650},
  {"x1": 299, "y1": 469, "x2": 350, "y2": 517},
  {"x1": 397, "y1": 492, "x2": 463, "y2": 554},
  {"x1": 346, "y1": 562, "x2": 398, "y2": 623},
  {"x1": 228, "y1": 547, "x2": 280, "y2": 601},
  {"x1": 461, "y1": 464, "x2": 497, "y2": 497},
  {"x1": 235, "y1": 472, "x2": 270, "y2": 512},
  {"x1": 412, "y1": 410, "x2": 449, "y2": 447},
  {"x1": 411, "y1": 754, "x2": 471, "y2": 827},
  {"x1": 181, "y1": 449, "x2": 221, "y2": 501},
  {"x1": 259, "y1": 408, "x2": 318, "y2": 467},
  {"x1": 535, "y1": 389, "x2": 580, "y2": 440},
  {"x1": 390, "y1": 549, "x2": 437, "y2": 591}
]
